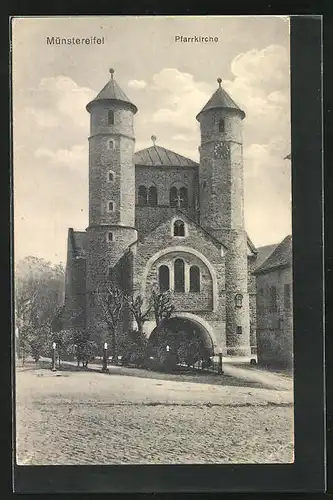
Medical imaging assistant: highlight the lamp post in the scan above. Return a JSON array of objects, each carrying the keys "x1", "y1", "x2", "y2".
[
  {"x1": 51, "y1": 342, "x2": 57, "y2": 371},
  {"x1": 102, "y1": 342, "x2": 108, "y2": 373},
  {"x1": 218, "y1": 347, "x2": 223, "y2": 375}
]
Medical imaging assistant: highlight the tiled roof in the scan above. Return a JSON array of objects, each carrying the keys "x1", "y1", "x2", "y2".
[
  {"x1": 254, "y1": 243, "x2": 278, "y2": 270},
  {"x1": 86, "y1": 74, "x2": 137, "y2": 113},
  {"x1": 134, "y1": 145, "x2": 198, "y2": 167},
  {"x1": 196, "y1": 82, "x2": 245, "y2": 120},
  {"x1": 254, "y1": 235, "x2": 292, "y2": 275}
]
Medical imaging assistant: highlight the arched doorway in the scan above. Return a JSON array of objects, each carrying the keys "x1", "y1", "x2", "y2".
[{"x1": 148, "y1": 316, "x2": 214, "y2": 368}]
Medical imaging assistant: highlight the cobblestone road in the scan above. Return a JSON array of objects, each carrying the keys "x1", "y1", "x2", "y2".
[{"x1": 15, "y1": 366, "x2": 294, "y2": 465}]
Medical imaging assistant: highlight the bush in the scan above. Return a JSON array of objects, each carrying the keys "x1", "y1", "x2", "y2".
[{"x1": 121, "y1": 329, "x2": 148, "y2": 367}]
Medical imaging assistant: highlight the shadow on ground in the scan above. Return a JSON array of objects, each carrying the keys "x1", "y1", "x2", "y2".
[{"x1": 16, "y1": 359, "x2": 272, "y2": 390}]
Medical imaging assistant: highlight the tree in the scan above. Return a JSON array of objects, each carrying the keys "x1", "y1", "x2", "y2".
[
  {"x1": 151, "y1": 289, "x2": 175, "y2": 327},
  {"x1": 15, "y1": 256, "x2": 65, "y2": 365},
  {"x1": 126, "y1": 294, "x2": 152, "y2": 335},
  {"x1": 95, "y1": 281, "x2": 126, "y2": 364}
]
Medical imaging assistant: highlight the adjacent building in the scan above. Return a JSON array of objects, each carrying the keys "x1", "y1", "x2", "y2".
[{"x1": 254, "y1": 235, "x2": 293, "y2": 368}]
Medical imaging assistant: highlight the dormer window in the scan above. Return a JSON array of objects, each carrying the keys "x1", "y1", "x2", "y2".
[
  {"x1": 108, "y1": 110, "x2": 114, "y2": 125},
  {"x1": 218, "y1": 118, "x2": 225, "y2": 133},
  {"x1": 173, "y1": 219, "x2": 185, "y2": 237},
  {"x1": 108, "y1": 201, "x2": 115, "y2": 212}
]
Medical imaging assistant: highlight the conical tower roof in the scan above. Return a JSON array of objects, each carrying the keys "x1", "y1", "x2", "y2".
[
  {"x1": 196, "y1": 78, "x2": 245, "y2": 120},
  {"x1": 86, "y1": 68, "x2": 137, "y2": 114}
]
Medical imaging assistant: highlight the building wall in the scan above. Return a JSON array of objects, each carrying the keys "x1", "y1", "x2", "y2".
[
  {"x1": 86, "y1": 99, "x2": 137, "y2": 346},
  {"x1": 61, "y1": 230, "x2": 86, "y2": 330},
  {"x1": 248, "y1": 255, "x2": 258, "y2": 352},
  {"x1": 256, "y1": 266, "x2": 293, "y2": 368},
  {"x1": 197, "y1": 106, "x2": 250, "y2": 356},
  {"x1": 131, "y1": 216, "x2": 226, "y2": 352},
  {"x1": 135, "y1": 165, "x2": 199, "y2": 234}
]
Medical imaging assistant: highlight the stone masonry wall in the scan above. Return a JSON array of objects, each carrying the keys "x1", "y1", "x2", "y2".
[
  {"x1": 61, "y1": 230, "x2": 86, "y2": 330},
  {"x1": 256, "y1": 266, "x2": 293, "y2": 368},
  {"x1": 135, "y1": 165, "x2": 199, "y2": 234},
  {"x1": 131, "y1": 216, "x2": 226, "y2": 351},
  {"x1": 198, "y1": 107, "x2": 250, "y2": 356}
]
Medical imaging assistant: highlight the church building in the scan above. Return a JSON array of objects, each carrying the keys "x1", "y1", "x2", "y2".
[{"x1": 62, "y1": 68, "x2": 271, "y2": 358}]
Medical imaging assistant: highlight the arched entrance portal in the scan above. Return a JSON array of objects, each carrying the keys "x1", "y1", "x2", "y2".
[{"x1": 148, "y1": 316, "x2": 214, "y2": 367}]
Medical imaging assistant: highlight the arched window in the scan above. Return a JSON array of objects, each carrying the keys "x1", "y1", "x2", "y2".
[
  {"x1": 218, "y1": 118, "x2": 225, "y2": 133},
  {"x1": 108, "y1": 139, "x2": 115, "y2": 150},
  {"x1": 159, "y1": 265, "x2": 170, "y2": 292},
  {"x1": 108, "y1": 110, "x2": 114, "y2": 125},
  {"x1": 148, "y1": 186, "x2": 158, "y2": 206},
  {"x1": 179, "y1": 186, "x2": 188, "y2": 208},
  {"x1": 107, "y1": 171, "x2": 115, "y2": 182},
  {"x1": 174, "y1": 259, "x2": 185, "y2": 292},
  {"x1": 284, "y1": 283, "x2": 291, "y2": 310},
  {"x1": 173, "y1": 219, "x2": 185, "y2": 237},
  {"x1": 269, "y1": 286, "x2": 277, "y2": 313},
  {"x1": 138, "y1": 185, "x2": 148, "y2": 206},
  {"x1": 107, "y1": 232, "x2": 114, "y2": 242},
  {"x1": 108, "y1": 201, "x2": 115, "y2": 212},
  {"x1": 170, "y1": 186, "x2": 178, "y2": 207},
  {"x1": 189, "y1": 265, "x2": 200, "y2": 292}
]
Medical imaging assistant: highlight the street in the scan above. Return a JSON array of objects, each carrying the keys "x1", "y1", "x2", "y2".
[{"x1": 15, "y1": 362, "x2": 294, "y2": 465}]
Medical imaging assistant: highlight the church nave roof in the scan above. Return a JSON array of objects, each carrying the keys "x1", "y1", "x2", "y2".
[{"x1": 134, "y1": 144, "x2": 198, "y2": 168}]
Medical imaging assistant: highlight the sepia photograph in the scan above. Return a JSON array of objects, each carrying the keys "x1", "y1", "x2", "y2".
[{"x1": 12, "y1": 15, "x2": 294, "y2": 467}]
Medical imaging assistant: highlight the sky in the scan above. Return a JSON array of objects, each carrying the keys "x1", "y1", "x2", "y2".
[{"x1": 12, "y1": 16, "x2": 291, "y2": 265}]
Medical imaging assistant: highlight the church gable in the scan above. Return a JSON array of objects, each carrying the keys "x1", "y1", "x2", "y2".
[
  {"x1": 132, "y1": 212, "x2": 225, "y2": 262},
  {"x1": 131, "y1": 214, "x2": 225, "y2": 316}
]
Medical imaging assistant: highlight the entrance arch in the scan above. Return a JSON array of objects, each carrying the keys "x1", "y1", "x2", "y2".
[{"x1": 148, "y1": 313, "x2": 217, "y2": 361}]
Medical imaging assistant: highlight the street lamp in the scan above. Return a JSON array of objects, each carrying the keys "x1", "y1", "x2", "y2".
[
  {"x1": 102, "y1": 342, "x2": 108, "y2": 373},
  {"x1": 218, "y1": 347, "x2": 223, "y2": 375},
  {"x1": 51, "y1": 342, "x2": 57, "y2": 371}
]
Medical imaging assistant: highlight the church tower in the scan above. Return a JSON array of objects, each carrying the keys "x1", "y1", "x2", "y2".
[
  {"x1": 85, "y1": 69, "x2": 138, "y2": 342},
  {"x1": 196, "y1": 78, "x2": 251, "y2": 356}
]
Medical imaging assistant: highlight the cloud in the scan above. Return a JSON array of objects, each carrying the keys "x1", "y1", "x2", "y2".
[
  {"x1": 222, "y1": 44, "x2": 290, "y2": 140},
  {"x1": 33, "y1": 76, "x2": 95, "y2": 128},
  {"x1": 128, "y1": 79, "x2": 147, "y2": 89},
  {"x1": 150, "y1": 46, "x2": 290, "y2": 140},
  {"x1": 35, "y1": 144, "x2": 87, "y2": 174},
  {"x1": 151, "y1": 68, "x2": 211, "y2": 131}
]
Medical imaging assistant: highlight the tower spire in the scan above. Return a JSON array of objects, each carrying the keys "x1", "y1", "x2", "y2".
[
  {"x1": 217, "y1": 77, "x2": 222, "y2": 87},
  {"x1": 109, "y1": 68, "x2": 115, "y2": 80}
]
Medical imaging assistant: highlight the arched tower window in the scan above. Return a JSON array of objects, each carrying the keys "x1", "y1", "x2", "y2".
[
  {"x1": 108, "y1": 201, "x2": 115, "y2": 212},
  {"x1": 170, "y1": 186, "x2": 178, "y2": 207},
  {"x1": 159, "y1": 265, "x2": 170, "y2": 292},
  {"x1": 179, "y1": 186, "x2": 188, "y2": 208},
  {"x1": 148, "y1": 186, "x2": 158, "y2": 206},
  {"x1": 173, "y1": 219, "x2": 185, "y2": 237},
  {"x1": 108, "y1": 110, "x2": 114, "y2": 125},
  {"x1": 138, "y1": 185, "x2": 148, "y2": 206},
  {"x1": 189, "y1": 265, "x2": 200, "y2": 292},
  {"x1": 174, "y1": 259, "x2": 185, "y2": 292},
  {"x1": 107, "y1": 171, "x2": 115, "y2": 182},
  {"x1": 218, "y1": 118, "x2": 225, "y2": 133},
  {"x1": 269, "y1": 286, "x2": 277, "y2": 313}
]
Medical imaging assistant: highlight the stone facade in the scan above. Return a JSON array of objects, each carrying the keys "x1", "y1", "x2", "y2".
[
  {"x1": 61, "y1": 72, "x2": 291, "y2": 360},
  {"x1": 131, "y1": 215, "x2": 226, "y2": 351},
  {"x1": 255, "y1": 266, "x2": 293, "y2": 368}
]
